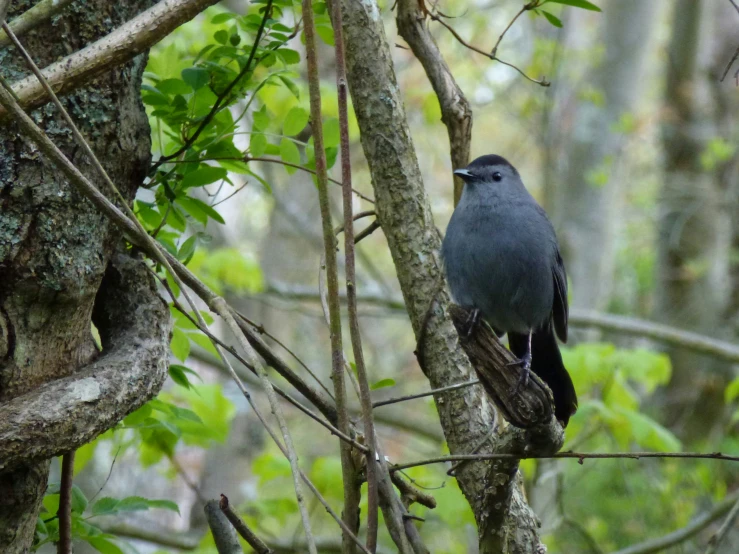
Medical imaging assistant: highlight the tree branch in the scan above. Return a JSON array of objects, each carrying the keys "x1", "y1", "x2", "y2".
[
  {"x1": 262, "y1": 285, "x2": 739, "y2": 364},
  {"x1": 219, "y1": 495, "x2": 273, "y2": 554},
  {"x1": 0, "y1": 0, "x2": 221, "y2": 116},
  {"x1": 331, "y1": 0, "x2": 381, "y2": 548},
  {"x1": 396, "y1": 0, "x2": 472, "y2": 204},
  {"x1": 340, "y1": 1, "x2": 557, "y2": 551},
  {"x1": 609, "y1": 488, "x2": 739, "y2": 554},
  {"x1": 204, "y1": 500, "x2": 242, "y2": 554},
  {"x1": 302, "y1": 0, "x2": 360, "y2": 549},
  {"x1": 0, "y1": 0, "x2": 75, "y2": 47},
  {"x1": 0, "y1": 254, "x2": 170, "y2": 472},
  {"x1": 391, "y1": 451, "x2": 739, "y2": 472},
  {"x1": 57, "y1": 452, "x2": 75, "y2": 554}
]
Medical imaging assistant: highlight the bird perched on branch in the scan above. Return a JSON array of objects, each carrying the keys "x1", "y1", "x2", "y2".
[{"x1": 442, "y1": 154, "x2": 578, "y2": 426}]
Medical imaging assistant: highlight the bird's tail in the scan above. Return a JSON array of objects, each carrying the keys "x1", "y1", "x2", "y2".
[{"x1": 508, "y1": 329, "x2": 578, "y2": 427}]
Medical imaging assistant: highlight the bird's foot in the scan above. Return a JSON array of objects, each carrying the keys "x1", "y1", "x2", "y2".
[
  {"x1": 464, "y1": 308, "x2": 481, "y2": 338},
  {"x1": 507, "y1": 352, "x2": 532, "y2": 398}
]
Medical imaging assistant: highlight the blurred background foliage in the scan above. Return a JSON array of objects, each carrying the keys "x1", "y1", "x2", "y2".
[{"x1": 35, "y1": 0, "x2": 739, "y2": 552}]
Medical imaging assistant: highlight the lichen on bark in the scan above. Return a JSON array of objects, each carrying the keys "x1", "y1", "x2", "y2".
[{"x1": 0, "y1": 1, "x2": 157, "y2": 550}]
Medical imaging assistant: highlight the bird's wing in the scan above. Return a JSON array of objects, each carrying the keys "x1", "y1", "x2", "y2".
[{"x1": 552, "y1": 249, "x2": 568, "y2": 343}]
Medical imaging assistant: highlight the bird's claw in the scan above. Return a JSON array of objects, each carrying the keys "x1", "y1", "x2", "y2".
[
  {"x1": 464, "y1": 308, "x2": 481, "y2": 338},
  {"x1": 508, "y1": 352, "x2": 532, "y2": 398}
]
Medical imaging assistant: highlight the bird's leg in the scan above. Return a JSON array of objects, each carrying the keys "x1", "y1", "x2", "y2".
[
  {"x1": 508, "y1": 332, "x2": 532, "y2": 397},
  {"x1": 464, "y1": 308, "x2": 481, "y2": 338}
]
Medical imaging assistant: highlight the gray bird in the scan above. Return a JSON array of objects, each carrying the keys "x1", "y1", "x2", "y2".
[{"x1": 441, "y1": 154, "x2": 578, "y2": 426}]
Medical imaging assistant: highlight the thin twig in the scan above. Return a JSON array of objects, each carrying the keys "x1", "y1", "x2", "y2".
[
  {"x1": 372, "y1": 379, "x2": 480, "y2": 408},
  {"x1": 245, "y1": 155, "x2": 375, "y2": 203},
  {"x1": 610, "y1": 489, "x2": 739, "y2": 554},
  {"x1": 57, "y1": 451, "x2": 75, "y2": 554},
  {"x1": 392, "y1": 451, "x2": 739, "y2": 472},
  {"x1": 204, "y1": 500, "x2": 242, "y2": 554},
  {"x1": 219, "y1": 495, "x2": 273, "y2": 554},
  {"x1": 490, "y1": 2, "x2": 533, "y2": 57},
  {"x1": 302, "y1": 0, "x2": 360, "y2": 547},
  {"x1": 354, "y1": 220, "x2": 382, "y2": 244},
  {"x1": 0, "y1": 0, "x2": 75, "y2": 47},
  {"x1": 430, "y1": 14, "x2": 550, "y2": 86},
  {"x1": 153, "y1": 0, "x2": 275, "y2": 169},
  {"x1": 704, "y1": 493, "x2": 739, "y2": 554},
  {"x1": 332, "y1": 0, "x2": 380, "y2": 548}
]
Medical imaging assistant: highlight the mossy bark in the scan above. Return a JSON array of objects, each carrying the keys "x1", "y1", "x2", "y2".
[{"x1": 0, "y1": 0, "x2": 154, "y2": 549}]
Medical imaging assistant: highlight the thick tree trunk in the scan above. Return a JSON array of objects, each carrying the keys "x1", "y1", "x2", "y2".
[
  {"x1": 655, "y1": 0, "x2": 736, "y2": 439},
  {"x1": 550, "y1": 0, "x2": 659, "y2": 311},
  {"x1": 0, "y1": 0, "x2": 154, "y2": 550}
]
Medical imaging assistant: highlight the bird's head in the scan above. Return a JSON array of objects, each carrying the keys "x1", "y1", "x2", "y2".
[{"x1": 453, "y1": 155, "x2": 523, "y2": 199}]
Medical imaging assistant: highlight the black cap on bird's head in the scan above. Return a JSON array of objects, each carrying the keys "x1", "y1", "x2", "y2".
[{"x1": 453, "y1": 155, "x2": 520, "y2": 185}]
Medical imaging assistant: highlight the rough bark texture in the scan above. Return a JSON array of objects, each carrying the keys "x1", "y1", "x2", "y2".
[
  {"x1": 0, "y1": 0, "x2": 154, "y2": 549},
  {"x1": 655, "y1": 0, "x2": 736, "y2": 439},
  {"x1": 340, "y1": 0, "x2": 561, "y2": 551},
  {"x1": 395, "y1": 0, "x2": 472, "y2": 205},
  {"x1": 0, "y1": 253, "x2": 170, "y2": 472},
  {"x1": 550, "y1": 0, "x2": 659, "y2": 311}
]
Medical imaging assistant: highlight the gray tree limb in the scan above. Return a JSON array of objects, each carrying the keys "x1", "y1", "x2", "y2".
[
  {"x1": 0, "y1": 0, "x2": 75, "y2": 47},
  {"x1": 396, "y1": 0, "x2": 472, "y2": 204},
  {"x1": 0, "y1": 253, "x2": 170, "y2": 473},
  {"x1": 0, "y1": 0, "x2": 220, "y2": 116},
  {"x1": 339, "y1": 0, "x2": 562, "y2": 551}
]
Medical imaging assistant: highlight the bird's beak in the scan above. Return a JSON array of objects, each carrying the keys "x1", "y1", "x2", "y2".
[{"x1": 453, "y1": 169, "x2": 473, "y2": 179}]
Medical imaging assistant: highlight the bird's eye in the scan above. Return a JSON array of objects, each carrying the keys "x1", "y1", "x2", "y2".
[{"x1": 492, "y1": 172, "x2": 502, "y2": 182}]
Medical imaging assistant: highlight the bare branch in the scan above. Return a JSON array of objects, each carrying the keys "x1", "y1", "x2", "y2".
[
  {"x1": 609, "y1": 489, "x2": 739, "y2": 554},
  {"x1": 219, "y1": 495, "x2": 273, "y2": 554},
  {"x1": 704, "y1": 494, "x2": 739, "y2": 554},
  {"x1": 397, "y1": 0, "x2": 472, "y2": 204},
  {"x1": 391, "y1": 451, "x2": 739, "y2": 472},
  {"x1": 245, "y1": 156, "x2": 375, "y2": 203},
  {"x1": 262, "y1": 285, "x2": 739, "y2": 364},
  {"x1": 0, "y1": 0, "x2": 75, "y2": 47},
  {"x1": 0, "y1": 0, "x2": 221, "y2": 116},
  {"x1": 57, "y1": 452, "x2": 75, "y2": 554},
  {"x1": 331, "y1": 0, "x2": 380, "y2": 547},
  {"x1": 302, "y1": 0, "x2": 360, "y2": 549},
  {"x1": 204, "y1": 500, "x2": 242, "y2": 554},
  {"x1": 372, "y1": 379, "x2": 480, "y2": 408}
]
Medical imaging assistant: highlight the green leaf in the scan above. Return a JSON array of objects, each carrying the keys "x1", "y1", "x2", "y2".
[
  {"x1": 726, "y1": 376, "x2": 739, "y2": 404},
  {"x1": 170, "y1": 327, "x2": 190, "y2": 362},
  {"x1": 146, "y1": 499, "x2": 181, "y2": 514},
  {"x1": 84, "y1": 537, "x2": 125, "y2": 554},
  {"x1": 283, "y1": 107, "x2": 309, "y2": 136},
  {"x1": 279, "y1": 75, "x2": 300, "y2": 98},
  {"x1": 316, "y1": 25, "x2": 335, "y2": 46},
  {"x1": 91, "y1": 497, "x2": 120, "y2": 517},
  {"x1": 371, "y1": 378, "x2": 396, "y2": 390},
  {"x1": 253, "y1": 107, "x2": 270, "y2": 131},
  {"x1": 211, "y1": 12, "x2": 236, "y2": 24},
  {"x1": 74, "y1": 440, "x2": 98, "y2": 476},
  {"x1": 250, "y1": 133, "x2": 268, "y2": 157},
  {"x1": 178, "y1": 235, "x2": 197, "y2": 263},
  {"x1": 71, "y1": 485, "x2": 88, "y2": 514},
  {"x1": 181, "y1": 67, "x2": 210, "y2": 90},
  {"x1": 540, "y1": 10, "x2": 563, "y2": 27},
  {"x1": 181, "y1": 166, "x2": 228, "y2": 189},
  {"x1": 116, "y1": 496, "x2": 151, "y2": 512},
  {"x1": 214, "y1": 29, "x2": 229, "y2": 45},
  {"x1": 322, "y1": 118, "x2": 340, "y2": 148},
  {"x1": 156, "y1": 79, "x2": 191, "y2": 96},
  {"x1": 279, "y1": 138, "x2": 300, "y2": 173},
  {"x1": 177, "y1": 196, "x2": 226, "y2": 225},
  {"x1": 276, "y1": 48, "x2": 300, "y2": 65},
  {"x1": 169, "y1": 365, "x2": 192, "y2": 389},
  {"x1": 545, "y1": 0, "x2": 601, "y2": 12}
]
